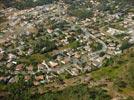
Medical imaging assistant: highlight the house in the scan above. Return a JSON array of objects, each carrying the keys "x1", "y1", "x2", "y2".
[
  {"x1": 66, "y1": 51, "x2": 74, "y2": 57},
  {"x1": 92, "y1": 60, "x2": 101, "y2": 67},
  {"x1": 84, "y1": 77, "x2": 92, "y2": 83},
  {"x1": 40, "y1": 80, "x2": 45, "y2": 84},
  {"x1": 24, "y1": 75, "x2": 31, "y2": 82},
  {"x1": 107, "y1": 28, "x2": 124, "y2": 35},
  {"x1": 8, "y1": 76, "x2": 18, "y2": 83},
  {"x1": 6, "y1": 62, "x2": 14, "y2": 68},
  {"x1": 33, "y1": 81, "x2": 40, "y2": 86},
  {"x1": 107, "y1": 49, "x2": 114, "y2": 55},
  {"x1": 26, "y1": 23, "x2": 38, "y2": 34},
  {"x1": 74, "y1": 52, "x2": 81, "y2": 59},
  {"x1": 114, "y1": 50, "x2": 122, "y2": 55},
  {"x1": 74, "y1": 64, "x2": 82, "y2": 71},
  {"x1": 108, "y1": 43, "x2": 116, "y2": 47},
  {"x1": 0, "y1": 48, "x2": 4, "y2": 53},
  {"x1": 61, "y1": 57, "x2": 70, "y2": 64},
  {"x1": 56, "y1": 55, "x2": 63, "y2": 61},
  {"x1": 8, "y1": 53, "x2": 16, "y2": 62},
  {"x1": 16, "y1": 64, "x2": 24, "y2": 71},
  {"x1": 27, "y1": 48, "x2": 33, "y2": 55},
  {"x1": 0, "y1": 12, "x2": 5, "y2": 18},
  {"x1": 47, "y1": 29, "x2": 53, "y2": 33},
  {"x1": 108, "y1": 47, "x2": 116, "y2": 50},
  {"x1": 35, "y1": 75, "x2": 44, "y2": 81},
  {"x1": 105, "y1": 55, "x2": 111, "y2": 59},
  {"x1": 84, "y1": 46, "x2": 91, "y2": 52},
  {"x1": 0, "y1": 77, "x2": 5, "y2": 82},
  {"x1": 84, "y1": 66, "x2": 92, "y2": 72},
  {"x1": 37, "y1": 64, "x2": 44, "y2": 71},
  {"x1": 42, "y1": 60, "x2": 51, "y2": 71},
  {"x1": 49, "y1": 61, "x2": 58, "y2": 68},
  {"x1": 71, "y1": 68, "x2": 79, "y2": 76},
  {"x1": 27, "y1": 65, "x2": 33, "y2": 73}
]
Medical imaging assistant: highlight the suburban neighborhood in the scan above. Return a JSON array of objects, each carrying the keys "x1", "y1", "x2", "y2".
[{"x1": 0, "y1": 0, "x2": 134, "y2": 99}]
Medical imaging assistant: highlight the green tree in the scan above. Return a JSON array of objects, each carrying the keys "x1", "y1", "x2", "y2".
[{"x1": 120, "y1": 40, "x2": 132, "y2": 51}]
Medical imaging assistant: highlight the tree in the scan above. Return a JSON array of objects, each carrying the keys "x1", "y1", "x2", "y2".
[
  {"x1": 69, "y1": 40, "x2": 81, "y2": 49},
  {"x1": 91, "y1": 42, "x2": 103, "y2": 52},
  {"x1": 120, "y1": 40, "x2": 132, "y2": 51}
]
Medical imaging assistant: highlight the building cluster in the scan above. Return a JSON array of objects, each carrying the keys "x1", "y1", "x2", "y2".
[{"x1": 0, "y1": 2, "x2": 134, "y2": 86}]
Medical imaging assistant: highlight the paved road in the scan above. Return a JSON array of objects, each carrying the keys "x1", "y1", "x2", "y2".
[{"x1": 81, "y1": 28, "x2": 107, "y2": 56}]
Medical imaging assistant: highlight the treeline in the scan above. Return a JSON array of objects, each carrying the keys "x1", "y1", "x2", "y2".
[
  {"x1": 99, "y1": 0, "x2": 134, "y2": 14},
  {"x1": 34, "y1": 84, "x2": 111, "y2": 100},
  {"x1": 13, "y1": 0, "x2": 57, "y2": 10},
  {"x1": 1, "y1": 0, "x2": 58, "y2": 10}
]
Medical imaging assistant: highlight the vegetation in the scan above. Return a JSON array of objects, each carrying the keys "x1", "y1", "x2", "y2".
[
  {"x1": 0, "y1": 75, "x2": 32, "y2": 100},
  {"x1": 33, "y1": 38, "x2": 57, "y2": 53},
  {"x1": 0, "y1": 16, "x2": 6, "y2": 23},
  {"x1": 132, "y1": 16, "x2": 134, "y2": 20},
  {"x1": 127, "y1": 62, "x2": 134, "y2": 88},
  {"x1": 34, "y1": 84, "x2": 111, "y2": 100},
  {"x1": 67, "y1": 3, "x2": 93, "y2": 20},
  {"x1": 120, "y1": 40, "x2": 133, "y2": 51},
  {"x1": 91, "y1": 65, "x2": 121, "y2": 80},
  {"x1": 91, "y1": 48, "x2": 134, "y2": 95},
  {"x1": 0, "y1": 32, "x2": 4, "y2": 36},
  {"x1": 4, "y1": 46, "x2": 134, "y2": 99},
  {"x1": 90, "y1": 42, "x2": 103, "y2": 52},
  {"x1": 18, "y1": 53, "x2": 50, "y2": 65},
  {"x1": 13, "y1": 0, "x2": 57, "y2": 10},
  {"x1": 114, "y1": 33, "x2": 127, "y2": 39},
  {"x1": 69, "y1": 40, "x2": 81, "y2": 49},
  {"x1": 99, "y1": 0, "x2": 134, "y2": 14},
  {"x1": 110, "y1": 23, "x2": 126, "y2": 31},
  {"x1": 52, "y1": 20, "x2": 69, "y2": 30}
]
